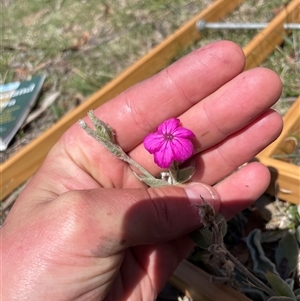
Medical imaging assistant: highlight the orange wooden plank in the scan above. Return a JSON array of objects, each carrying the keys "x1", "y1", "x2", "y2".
[
  {"x1": 244, "y1": 0, "x2": 300, "y2": 69},
  {"x1": 257, "y1": 97, "x2": 300, "y2": 204},
  {"x1": 169, "y1": 259, "x2": 251, "y2": 301}
]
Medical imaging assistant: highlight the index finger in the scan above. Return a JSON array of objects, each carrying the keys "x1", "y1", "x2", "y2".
[{"x1": 91, "y1": 40, "x2": 245, "y2": 151}]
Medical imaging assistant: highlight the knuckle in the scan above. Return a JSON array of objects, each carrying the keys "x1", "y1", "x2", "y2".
[{"x1": 148, "y1": 190, "x2": 175, "y2": 231}]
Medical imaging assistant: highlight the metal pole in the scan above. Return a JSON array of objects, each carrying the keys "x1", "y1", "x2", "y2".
[{"x1": 196, "y1": 20, "x2": 300, "y2": 31}]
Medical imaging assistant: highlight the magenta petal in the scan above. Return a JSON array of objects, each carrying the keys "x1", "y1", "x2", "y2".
[
  {"x1": 173, "y1": 127, "x2": 195, "y2": 138},
  {"x1": 153, "y1": 143, "x2": 174, "y2": 168},
  {"x1": 143, "y1": 133, "x2": 165, "y2": 153},
  {"x1": 143, "y1": 118, "x2": 195, "y2": 168},
  {"x1": 171, "y1": 139, "x2": 194, "y2": 162},
  {"x1": 157, "y1": 118, "x2": 180, "y2": 134}
]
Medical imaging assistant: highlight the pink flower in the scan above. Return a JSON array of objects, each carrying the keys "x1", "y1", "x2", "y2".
[{"x1": 143, "y1": 118, "x2": 195, "y2": 168}]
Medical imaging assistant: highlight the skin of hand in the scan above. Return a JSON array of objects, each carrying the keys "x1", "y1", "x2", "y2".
[{"x1": 1, "y1": 41, "x2": 283, "y2": 301}]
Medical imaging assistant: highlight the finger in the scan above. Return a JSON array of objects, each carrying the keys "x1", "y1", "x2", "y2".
[
  {"x1": 120, "y1": 235, "x2": 195, "y2": 297},
  {"x1": 213, "y1": 161, "x2": 270, "y2": 220},
  {"x1": 143, "y1": 164, "x2": 272, "y2": 287},
  {"x1": 56, "y1": 183, "x2": 220, "y2": 255},
  {"x1": 69, "y1": 41, "x2": 245, "y2": 152},
  {"x1": 181, "y1": 67, "x2": 282, "y2": 152},
  {"x1": 191, "y1": 109, "x2": 283, "y2": 184},
  {"x1": 129, "y1": 68, "x2": 282, "y2": 177}
]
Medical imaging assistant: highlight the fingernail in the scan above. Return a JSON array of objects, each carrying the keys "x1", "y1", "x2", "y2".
[{"x1": 184, "y1": 183, "x2": 220, "y2": 211}]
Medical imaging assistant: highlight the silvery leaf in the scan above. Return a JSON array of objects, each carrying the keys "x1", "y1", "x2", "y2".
[
  {"x1": 176, "y1": 161, "x2": 196, "y2": 183},
  {"x1": 133, "y1": 172, "x2": 171, "y2": 187},
  {"x1": 266, "y1": 271, "x2": 296, "y2": 299},
  {"x1": 88, "y1": 110, "x2": 115, "y2": 143}
]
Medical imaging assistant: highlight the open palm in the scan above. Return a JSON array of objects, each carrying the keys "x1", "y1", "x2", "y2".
[{"x1": 2, "y1": 41, "x2": 282, "y2": 301}]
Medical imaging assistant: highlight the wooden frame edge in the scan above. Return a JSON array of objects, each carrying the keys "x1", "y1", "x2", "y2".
[
  {"x1": 243, "y1": 0, "x2": 300, "y2": 69},
  {"x1": 169, "y1": 259, "x2": 251, "y2": 301},
  {"x1": 259, "y1": 96, "x2": 300, "y2": 157},
  {"x1": 257, "y1": 97, "x2": 300, "y2": 204}
]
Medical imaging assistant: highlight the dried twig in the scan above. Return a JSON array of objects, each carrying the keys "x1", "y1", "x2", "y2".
[
  {"x1": 22, "y1": 92, "x2": 60, "y2": 127},
  {"x1": 194, "y1": 202, "x2": 276, "y2": 297}
]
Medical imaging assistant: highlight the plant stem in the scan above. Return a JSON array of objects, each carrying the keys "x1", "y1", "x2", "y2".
[
  {"x1": 79, "y1": 119, "x2": 158, "y2": 181},
  {"x1": 207, "y1": 212, "x2": 276, "y2": 297},
  {"x1": 224, "y1": 249, "x2": 276, "y2": 296},
  {"x1": 122, "y1": 155, "x2": 157, "y2": 179}
]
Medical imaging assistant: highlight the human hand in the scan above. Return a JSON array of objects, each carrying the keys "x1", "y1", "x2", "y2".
[{"x1": 2, "y1": 41, "x2": 283, "y2": 300}]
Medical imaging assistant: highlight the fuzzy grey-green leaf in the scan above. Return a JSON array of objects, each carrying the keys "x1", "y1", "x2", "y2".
[
  {"x1": 275, "y1": 232, "x2": 299, "y2": 279},
  {"x1": 87, "y1": 110, "x2": 115, "y2": 143},
  {"x1": 246, "y1": 229, "x2": 279, "y2": 279},
  {"x1": 176, "y1": 164, "x2": 196, "y2": 183},
  {"x1": 133, "y1": 172, "x2": 171, "y2": 187},
  {"x1": 266, "y1": 271, "x2": 296, "y2": 299},
  {"x1": 190, "y1": 227, "x2": 213, "y2": 249}
]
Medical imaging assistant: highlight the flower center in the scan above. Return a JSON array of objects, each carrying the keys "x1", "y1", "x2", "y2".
[{"x1": 164, "y1": 133, "x2": 174, "y2": 141}]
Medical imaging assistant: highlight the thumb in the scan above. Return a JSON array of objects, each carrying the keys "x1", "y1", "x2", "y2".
[{"x1": 82, "y1": 183, "x2": 220, "y2": 249}]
